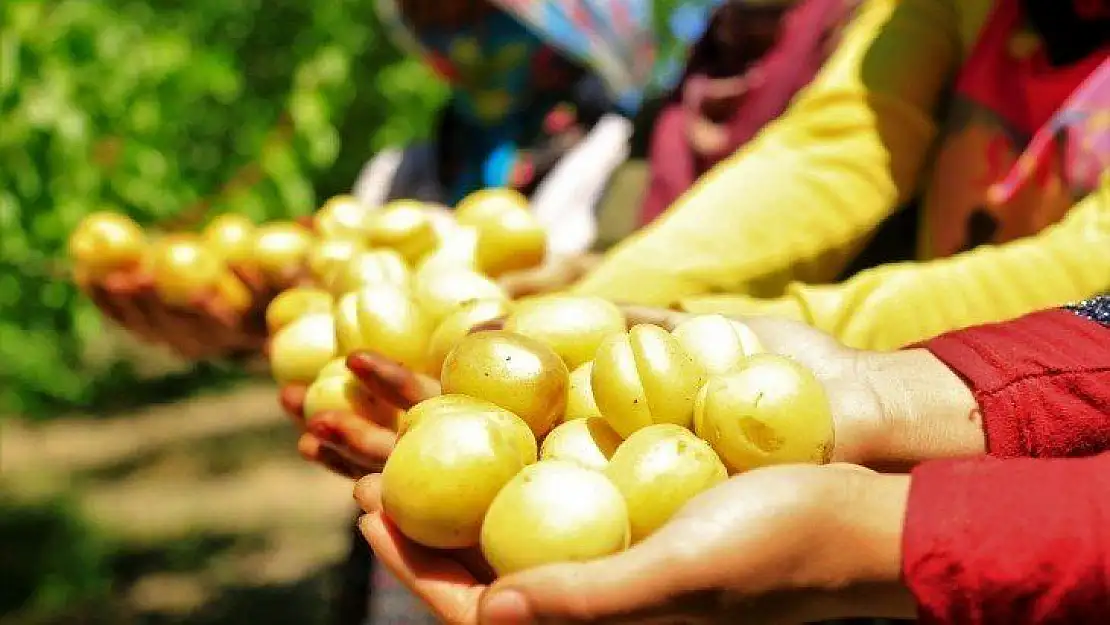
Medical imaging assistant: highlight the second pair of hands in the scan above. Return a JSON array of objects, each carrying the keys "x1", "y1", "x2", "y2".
[{"x1": 283, "y1": 309, "x2": 985, "y2": 624}]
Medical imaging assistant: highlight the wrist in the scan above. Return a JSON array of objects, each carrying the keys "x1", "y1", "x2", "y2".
[{"x1": 859, "y1": 348, "x2": 986, "y2": 470}]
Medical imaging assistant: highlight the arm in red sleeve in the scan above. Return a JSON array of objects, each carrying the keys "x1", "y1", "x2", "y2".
[
  {"x1": 903, "y1": 453, "x2": 1110, "y2": 624},
  {"x1": 919, "y1": 304, "x2": 1110, "y2": 458}
]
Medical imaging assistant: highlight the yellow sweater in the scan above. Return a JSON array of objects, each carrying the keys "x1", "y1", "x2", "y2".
[{"x1": 571, "y1": 0, "x2": 1110, "y2": 350}]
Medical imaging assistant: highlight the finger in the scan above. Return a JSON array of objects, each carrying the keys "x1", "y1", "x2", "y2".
[
  {"x1": 280, "y1": 384, "x2": 308, "y2": 428},
  {"x1": 296, "y1": 432, "x2": 364, "y2": 479},
  {"x1": 360, "y1": 512, "x2": 484, "y2": 625},
  {"x1": 308, "y1": 411, "x2": 395, "y2": 471},
  {"x1": 347, "y1": 352, "x2": 441, "y2": 410},
  {"x1": 354, "y1": 473, "x2": 383, "y2": 514},
  {"x1": 481, "y1": 532, "x2": 702, "y2": 625},
  {"x1": 618, "y1": 305, "x2": 688, "y2": 331},
  {"x1": 468, "y1": 318, "x2": 506, "y2": 335},
  {"x1": 98, "y1": 272, "x2": 166, "y2": 343}
]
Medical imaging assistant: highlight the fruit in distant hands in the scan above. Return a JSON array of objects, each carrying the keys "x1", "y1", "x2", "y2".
[
  {"x1": 334, "y1": 284, "x2": 433, "y2": 370},
  {"x1": 455, "y1": 188, "x2": 545, "y2": 276},
  {"x1": 266, "y1": 287, "x2": 335, "y2": 334},
  {"x1": 412, "y1": 267, "x2": 507, "y2": 324},
  {"x1": 564, "y1": 362, "x2": 602, "y2": 421},
  {"x1": 202, "y1": 214, "x2": 256, "y2": 266},
  {"x1": 672, "y1": 314, "x2": 764, "y2": 376},
  {"x1": 400, "y1": 394, "x2": 537, "y2": 466},
  {"x1": 441, "y1": 331, "x2": 568, "y2": 438},
  {"x1": 415, "y1": 224, "x2": 479, "y2": 277},
  {"x1": 268, "y1": 312, "x2": 338, "y2": 385},
  {"x1": 366, "y1": 201, "x2": 439, "y2": 265},
  {"x1": 307, "y1": 238, "x2": 366, "y2": 285},
  {"x1": 694, "y1": 353, "x2": 834, "y2": 473},
  {"x1": 68, "y1": 211, "x2": 148, "y2": 278},
  {"x1": 605, "y1": 424, "x2": 727, "y2": 543},
  {"x1": 591, "y1": 325, "x2": 708, "y2": 438},
  {"x1": 326, "y1": 249, "x2": 410, "y2": 294},
  {"x1": 302, "y1": 358, "x2": 374, "y2": 421},
  {"x1": 252, "y1": 221, "x2": 315, "y2": 285},
  {"x1": 425, "y1": 299, "x2": 513, "y2": 377},
  {"x1": 480, "y1": 460, "x2": 630, "y2": 576},
  {"x1": 150, "y1": 235, "x2": 250, "y2": 311},
  {"x1": 539, "y1": 417, "x2": 622, "y2": 472},
  {"x1": 314, "y1": 195, "x2": 371, "y2": 240},
  {"x1": 382, "y1": 410, "x2": 528, "y2": 549},
  {"x1": 503, "y1": 296, "x2": 625, "y2": 369}
]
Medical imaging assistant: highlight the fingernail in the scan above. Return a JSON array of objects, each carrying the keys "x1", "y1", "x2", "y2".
[{"x1": 481, "y1": 590, "x2": 534, "y2": 625}]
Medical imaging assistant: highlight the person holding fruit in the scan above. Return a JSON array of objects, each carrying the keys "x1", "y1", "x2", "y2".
[{"x1": 344, "y1": 295, "x2": 1110, "y2": 624}]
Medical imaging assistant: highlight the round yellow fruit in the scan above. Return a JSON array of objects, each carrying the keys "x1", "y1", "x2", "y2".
[
  {"x1": 327, "y1": 249, "x2": 410, "y2": 294},
  {"x1": 441, "y1": 331, "x2": 568, "y2": 438},
  {"x1": 335, "y1": 284, "x2": 433, "y2": 370},
  {"x1": 480, "y1": 460, "x2": 630, "y2": 576},
  {"x1": 366, "y1": 201, "x2": 439, "y2": 264},
  {"x1": 202, "y1": 213, "x2": 256, "y2": 265},
  {"x1": 426, "y1": 299, "x2": 513, "y2": 377},
  {"x1": 672, "y1": 314, "x2": 764, "y2": 376},
  {"x1": 413, "y1": 267, "x2": 507, "y2": 324},
  {"x1": 694, "y1": 354, "x2": 834, "y2": 473},
  {"x1": 252, "y1": 221, "x2": 315, "y2": 285},
  {"x1": 539, "y1": 417, "x2": 622, "y2": 472},
  {"x1": 302, "y1": 366, "x2": 373, "y2": 420},
  {"x1": 316, "y1": 357, "x2": 351, "y2": 381},
  {"x1": 474, "y1": 206, "x2": 547, "y2": 277},
  {"x1": 605, "y1": 424, "x2": 727, "y2": 543},
  {"x1": 68, "y1": 211, "x2": 148, "y2": 278},
  {"x1": 150, "y1": 235, "x2": 250, "y2": 311},
  {"x1": 315, "y1": 195, "x2": 371, "y2": 240},
  {"x1": 400, "y1": 394, "x2": 537, "y2": 466},
  {"x1": 382, "y1": 411, "x2": 527, "y2": 549},
  {"x1": 565, "y1": 362, "x2": 603, "y2": 421},
  {"x1": 266, "y1": 287, "x2": 334, "y2": 334},
  {"x1": 307, "y1": 238, "x2": 366, "y2": 284},
  {"x1": 503, "y1": 296, "x2": 625, "y2": 370},
  {"x1": 415, "y1": 224, "x2": 479, "y2": 277},
  {"x1": 455, "y1": 188, "x2": 529, "y2": 226},
  {"x1": 268, "y1": 312, "x2": 338, "y2": 385},
  {"x1": 591, "y1": 324, "x2": 708, "y2": 438}
]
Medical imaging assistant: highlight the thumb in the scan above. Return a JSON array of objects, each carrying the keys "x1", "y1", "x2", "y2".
[
  {"x1": 346, "y1": 351, "x2": 441, "y2": 409},
  {"x1": 479, "y1": 534, "x2": 700, "y2": 624}
]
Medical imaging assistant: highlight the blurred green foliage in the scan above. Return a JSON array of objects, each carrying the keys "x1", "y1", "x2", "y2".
[{"x1": 0, "y1": 0, "x2": 447, "y2": 418}]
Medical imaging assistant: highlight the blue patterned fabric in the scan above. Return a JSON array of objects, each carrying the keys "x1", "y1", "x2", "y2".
[{"x1": 1065, "y1": 295, "x2": 1110, "y2": 327}]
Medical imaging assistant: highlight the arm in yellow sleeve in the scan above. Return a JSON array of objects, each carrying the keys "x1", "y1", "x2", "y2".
[
  {"x1": 570, "y1": 0, "x2": 961, "y2": 306},
  {"x1": 682, "y1": 182, "x2": 1110, "y2": 351}
]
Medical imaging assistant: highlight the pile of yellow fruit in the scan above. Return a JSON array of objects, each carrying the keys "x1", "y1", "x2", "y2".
[{"x1": 69, "y1": 190, "x2": 835, "y2": 579}]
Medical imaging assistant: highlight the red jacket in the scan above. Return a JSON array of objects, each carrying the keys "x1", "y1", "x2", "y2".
[{"x1": 904, "y1": 297, "x2": 1110, "y2": 623}]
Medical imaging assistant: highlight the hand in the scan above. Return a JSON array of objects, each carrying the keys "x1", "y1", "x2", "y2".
[
  {"x1": 497, "y1": 253, "x2": 601, "y2": 299},
  {"x1": 78, "y1": 264, "x2": 276, "y2": 361},
  {"x1": 355, "y1": 463, "x2": 917, "y2": 624},
  {"x1": 279, "y1": 351, "x2": 441, "y2": 479}
]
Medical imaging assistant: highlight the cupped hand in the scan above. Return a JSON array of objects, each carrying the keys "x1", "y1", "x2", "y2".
[
  {"x1": 279, "y1": 351, "x2": 442, "y2": 479},
  {"x1": 355, "y1": 463, "x2": 916, "y2": 624}
]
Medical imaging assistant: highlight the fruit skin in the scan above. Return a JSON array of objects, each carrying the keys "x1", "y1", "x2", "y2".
[
  {"x1": 426, "y1": 299, "x2": 513, "y2": 377},
  {"x1": 325, "y1": 249, "x2": 410, "y2": 295},
  {"x1": 400, "y1": 394, "x2": 537, "y2": 466},
  {"x1": 441, "y1": 331, "x2": 569, "y2": 439},
  {"x1": 266, "y1": 287, "x2": 334, "y2": 334},
  {"x1": 336, "y1": 284, "x2": 433, "y2": 371},
  {"x1": 68, "y1": 211, "x2": 148, "y2": 278},
  {"x1": 539, "y1": 417, "x2": 622, "y2": 472},
  {"x1": 605, "y1": 424, "x2": 727, "y2": 543},
  {"x1": 416, "y1": 224, "x2": 479, "y2": 277},
  {"x1": 591, "y1": 324, "x2": 708, "y2": 439},
  {"x1": 308, "y1": 238, "x2": 366, "y2": 284},
  {"x1": 269, "y1": 313, "x2": 338, "y2": 385},
  {"x1": 150, "y1": 235, "x2": 250, "y2": 312},
  {"x1": 503, "y1": 296, "x2": 625, "y2": 370},
  {"x1": 455, "y1": 188, "x2": 546, "y2": 277},
  {"x1": 564, "y1": 362, "x2": 603, "y2": 422},
  {"x1": 314, "y1": 195, "x2": 371, "y2": 240},
  {"x1": 382, "y1": 410, "x2": 527, "y2": 549},
  {"x1": 694, "y1": 353, "x2": 835, "y2": 473},
  {"x1": 303, "y1": 364, "x2": 374, "y2": 421},
  {"x1": 413, "y1": 267, "x2": 507, "y2": 324},
  {"x1": 366, "y1": 201, "x2": 439, "y2": 265},
  {"x1": 672, "y1": 314, "x2": 764, "y2": 376},
  {"x1": 480, "y1": 460, "x2": 630, "y2": 576},
  {"x1": 252, "y1": 221, "x2": 315, "y2": 285},
  {"x1": 202, "y1": 214, "x2": 256, "y2": 265}
]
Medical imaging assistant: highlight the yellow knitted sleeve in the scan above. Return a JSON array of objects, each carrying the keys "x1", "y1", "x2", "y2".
[
  {"x1": 681, "y1": 180, "x2": 1110, "y2": 351},
  {"x1": 570, "y1": 0, "x2": 961, "y2": 306}
]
